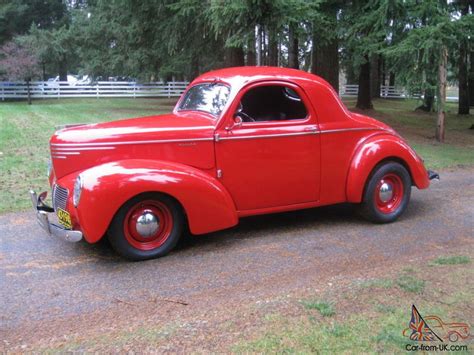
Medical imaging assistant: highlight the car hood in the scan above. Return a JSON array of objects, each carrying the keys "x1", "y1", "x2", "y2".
[
  {"x1": 50, "y1": 112, "x2": 217, "y2": 179},
  {"x1": 51, "y1": 112, "x2": 215, "y2": 145}
]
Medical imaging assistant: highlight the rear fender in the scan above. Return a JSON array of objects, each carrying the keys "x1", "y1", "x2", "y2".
[
  {"x1": 76, "y1": 160, "x2": 238, "y2": 243},
  {"x1": 346, "y1": 134, "x2": 429, "y2": 203}
]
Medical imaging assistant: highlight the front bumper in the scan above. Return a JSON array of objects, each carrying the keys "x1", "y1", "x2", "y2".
[
  {"x1": 29, "y1": 190, "x2": 83, "y2": 242},
  {"x1": 428, "y1": 170, "x2": 440, "y2": 181}
]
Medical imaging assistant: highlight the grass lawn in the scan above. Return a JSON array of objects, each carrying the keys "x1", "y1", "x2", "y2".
[
  {"x1": 0, "y1": 97, "x2": 473, "y2": 214},
  {"x1": 233, "y1": 254, "x2": 472, "y2": 353}
]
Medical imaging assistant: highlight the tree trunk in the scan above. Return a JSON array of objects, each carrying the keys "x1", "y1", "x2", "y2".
[
  {"x1": 58, "y1": 57, "x2": 67, "y2": 81},
  {"x1": 288, "y1": 24, "x2": 299, "y2": 69},
  {"x1": 268, "y1": 28, "x2": 278, "y2": 66},
  {"x1": 458, "y1": 38, "x2": 469, "y2": 114},
  {"x1": 389, "y1": 72, "x2": 395, "y2": 86},
  {"x1": 26, "y1": 79, "x2": 31, "y2": 105},
  {"x1": 224, "y1": 47, "x2": 245, "y2": 67},
  {"x1": 256, "y1": 25, "x2": 262, "y2": 66},
  {"x1": 345, "y1": 64, "x2": 357, "y2": 85},
  {"x1": 310, "y1": 4, "x2": 339, "y2": 93},
  {"x1": 246, "y1": 28, "x2": 256, "y2": 66},
  {"x1": 436, "y1": 47, "x2": 448, "y2": 143},
  {"x1": 189, "y1": 55, "x2": 199, "y2": 81},
  {"x1": 42, "y1": 62, "x2": 46, "y2": 81},
  {"x1": 458, "y1": 0, "x2": 470, "y2": 114},
  {"x1": 469, "y1": 50, "x2": 474, "y2": 107},
  {"x1": 370, "y1": 55, "x2": 380, "y2": 98},
  {"x1": 381, "y1": 57, "x2": 386, "y2": 86},
  {"x1": 262, "y1": 27, "x2": 267, "y2": 65},
  {"x1": 356, "y1": 55, "x2": 372, "y2": 109}
]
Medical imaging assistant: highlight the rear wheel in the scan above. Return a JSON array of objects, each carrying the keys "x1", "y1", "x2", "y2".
[
  {"x1": 358, "y1": 162, "x2": 411, "y2": 223},
  {"x1": 108, "y1": 192, "x2": 184, "y2": 260}
]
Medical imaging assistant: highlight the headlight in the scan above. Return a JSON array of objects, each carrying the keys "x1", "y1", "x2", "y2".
[{"x1": 73, "y1": 174, "x2": 83, "y2": 207}]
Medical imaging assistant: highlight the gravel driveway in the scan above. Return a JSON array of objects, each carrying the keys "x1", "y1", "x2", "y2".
[{"x1": 1, "y1": 168, "x2": 473, "y2": 351}]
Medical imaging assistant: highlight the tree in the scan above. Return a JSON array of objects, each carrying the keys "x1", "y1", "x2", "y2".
[
  {"x1": 311, "y1": 1, "x2": 340, "y2": 93},
  {"x1": 457, "y1": 0, "x2": 470, "y2": 114},
  {"x1": 288, "y1": 24, "x2": 299, "y2": 69},
  {"x1": 0, "y1": 40, "x2": 39, "y2": 79},
  {"x1": 0, "y1": 40, "x2": 40, "y2": 104},
  {"x1": 384, "y1": 0, "x2": 474, "y2": 141},
  {"x1": 0, "y1": 0, "x2": 67, "y2": 44}
]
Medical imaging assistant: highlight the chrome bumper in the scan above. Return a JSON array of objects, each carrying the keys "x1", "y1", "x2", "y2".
[
  {"x1": 29, "y1": 190, "x2": 83, "y2": 242},
  {"x1": 428, "y1": 170, "x2": 440, "y2": 181}
]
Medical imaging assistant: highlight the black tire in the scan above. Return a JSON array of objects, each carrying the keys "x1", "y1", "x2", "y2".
[
  {"x1": 108, "y1": 192, "x2": 184, "y2": 261},
  {"x1": 358, "y1": 161, "x2": 411, "y2": 223}
]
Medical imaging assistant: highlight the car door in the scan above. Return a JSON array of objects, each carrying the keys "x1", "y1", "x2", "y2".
[{"x1": 214, "y1": 81, "x2": 321, "y2": 212}]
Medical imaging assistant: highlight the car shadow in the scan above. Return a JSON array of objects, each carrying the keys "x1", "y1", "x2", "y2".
[
  {"x1": 78, "y1": 196, "x2": 431, "y2": 261},
  {"x1": 176, "y1": 203, "x2": 359, "y2": 252}
]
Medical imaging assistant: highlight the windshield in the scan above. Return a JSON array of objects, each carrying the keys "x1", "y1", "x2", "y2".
[{"x1": 178, "y1": 83, "x2": 230, "y2": 117}]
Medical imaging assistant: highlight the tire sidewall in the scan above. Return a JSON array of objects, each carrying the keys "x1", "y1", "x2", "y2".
[
  {"x1": 108, "y1": 192, "x2": 184, "y2": 260},
  {"x1": 362, "y1": 162, "x2": 411, "y2": 223}
]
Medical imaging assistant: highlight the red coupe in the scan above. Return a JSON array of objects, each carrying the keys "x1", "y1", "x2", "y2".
[{"x1": 30, "y1": 67, "x2": 439, "y2": 260}]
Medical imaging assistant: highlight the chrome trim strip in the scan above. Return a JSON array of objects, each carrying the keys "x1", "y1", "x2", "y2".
[
  {"x1": 51, "y1": 146, "x2": 116, "y2": 151},
  {"x1": 50, "y1": 128, "x2": 383, "y2": 147},
  {"x1": 219, "y1": 131, "x2": 318, "y2": 141},
  {"x1": 51, "y1": 151, "x2": 80, "y2": 155},
  {"x1": 320, "y1": 127, "x2": 382, "y2": 134},
  {"x1": 51, "y1": 155, "x2": 67, "y2": 159},
  {"x1": 51, "y1": 137, "x2": 214, "y2": 147}
]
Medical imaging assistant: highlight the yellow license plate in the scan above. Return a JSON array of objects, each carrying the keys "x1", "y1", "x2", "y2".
[{"x1": 57, "y1": 208, "x2": 72, "y2": 229}]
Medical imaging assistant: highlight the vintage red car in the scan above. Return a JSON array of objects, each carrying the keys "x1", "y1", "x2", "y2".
[{"x1": 30, "y1": 67, "x2": 439, "y2": 260}]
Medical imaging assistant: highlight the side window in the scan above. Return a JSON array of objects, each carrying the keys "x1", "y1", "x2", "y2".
[{"x1": 237, "y1": 85, "x2": 308, "y2": 123}]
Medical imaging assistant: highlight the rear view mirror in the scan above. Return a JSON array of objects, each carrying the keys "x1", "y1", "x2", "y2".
[{"x1": 226, "y1": 115, "x2": 243, "y2": 131}]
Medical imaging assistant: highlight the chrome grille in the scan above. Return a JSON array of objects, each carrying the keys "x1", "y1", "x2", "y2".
[{"x1": 52, "y1": 184, "x2": 69, "y2": 211}]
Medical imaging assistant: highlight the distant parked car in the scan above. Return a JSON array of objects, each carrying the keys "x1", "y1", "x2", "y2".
[{"x1": 30, "y1": 67, "x2": 439, "y2": 260}]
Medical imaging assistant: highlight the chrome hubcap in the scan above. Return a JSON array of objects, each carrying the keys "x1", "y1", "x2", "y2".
[
  {"x1": 135, "y1": 211, "x2": 160, "y2": 238},
  {"x1": 379, "y1": 182, "x2": 394, "y2": 203}
]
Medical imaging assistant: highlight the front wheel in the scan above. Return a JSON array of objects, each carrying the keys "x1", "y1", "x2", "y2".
[
  {"x1": 358, "y1": 162, "x2": 411, "y2": 223},
  {"x1": 108, "y1": 192, "x2": 184, "y2": 260}
]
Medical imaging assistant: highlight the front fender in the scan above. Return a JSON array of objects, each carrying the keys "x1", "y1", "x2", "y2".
[
  {"x1": 76, "y1": 160, "x2": 238, "y2": 243},
  {"x1": 346, "y1": 134, "x2": 429, "y2": 203}
]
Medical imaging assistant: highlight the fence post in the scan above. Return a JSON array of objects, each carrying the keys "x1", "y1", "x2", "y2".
[
  {"x1": 1, "y1": 85, "x2": 3, "y2": 101},
  {"x1": 96, "y1": 83, "x2": 99, "y2": 99},
  {"x1": 168, "y1": 82, "x2": 171, "y2": 99},
  {"x1": 133, "y1": 82, "x2": 136, "y2": 99}
]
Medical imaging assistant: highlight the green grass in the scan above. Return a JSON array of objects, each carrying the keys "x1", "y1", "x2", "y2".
[
  {"x1": 411, "y1": 143, "x2": 474, "y2": 170},
  {"x1": 359, "y1": 278, "x2": 394, "y2": 289},
  {"x1": 301, "y1": 299, "x2": 335, "y2": 317},
  {"x1": 395, "y1": 274, "x2": 425, "y2": 294},
  {"x1": 0, "y1": 97, "x2": 472, "y2": 214},
  {"x1": 0, "y1": 98, "x2": 177, "y2": 213},
  {"x1": 431, "y1": 255, "x2": 470, "y2": 265},
  {"x1": 234, "y1": 260, "x2": 473, "y2": 354}
]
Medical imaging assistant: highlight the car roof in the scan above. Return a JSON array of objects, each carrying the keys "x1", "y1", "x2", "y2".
[{"x1": 192, "y1": 66, "x2": 329, "y2": 89}]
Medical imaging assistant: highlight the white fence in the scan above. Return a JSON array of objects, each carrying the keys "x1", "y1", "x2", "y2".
[
  {"x1": 0, "y1": 81, "x2": 459, "y2": 102},
  {"x1": 0, "y1": 81, "x2": 189, "y2": 100},
  {"x1": 339, "y1": 84, "x2": 459, "y2": 101},
  {"x1": 340, "y1": 85, "x2": 419, "y2": 99}
]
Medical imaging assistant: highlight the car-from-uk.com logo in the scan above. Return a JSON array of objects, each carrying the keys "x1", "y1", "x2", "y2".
[{"x1": 403, "y1": 305, "x2": 471, "y2": 352}]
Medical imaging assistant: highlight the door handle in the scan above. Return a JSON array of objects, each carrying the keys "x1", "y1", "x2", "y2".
[{"x1": 304, "y1": 126, "x2": 318, "y2": 133}]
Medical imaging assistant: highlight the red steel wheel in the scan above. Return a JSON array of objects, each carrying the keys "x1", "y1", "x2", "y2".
[
  {"x1": 374, "y1": 173, "x2": 404, "y2": 214},
  {"x1": 123, "y1": 200, "x2": 173, "y2": 251},
  {"x1": 358, "y1": 162, "x2": 411, "y2": 223},
  {"x1": 108, "y1": 193, "x2": 184, "y2": 260}
]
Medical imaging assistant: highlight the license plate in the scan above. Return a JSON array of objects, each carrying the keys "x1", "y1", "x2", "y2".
[{"x1": 57, "y1": 208, "x2": 72, "y2": 229}]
